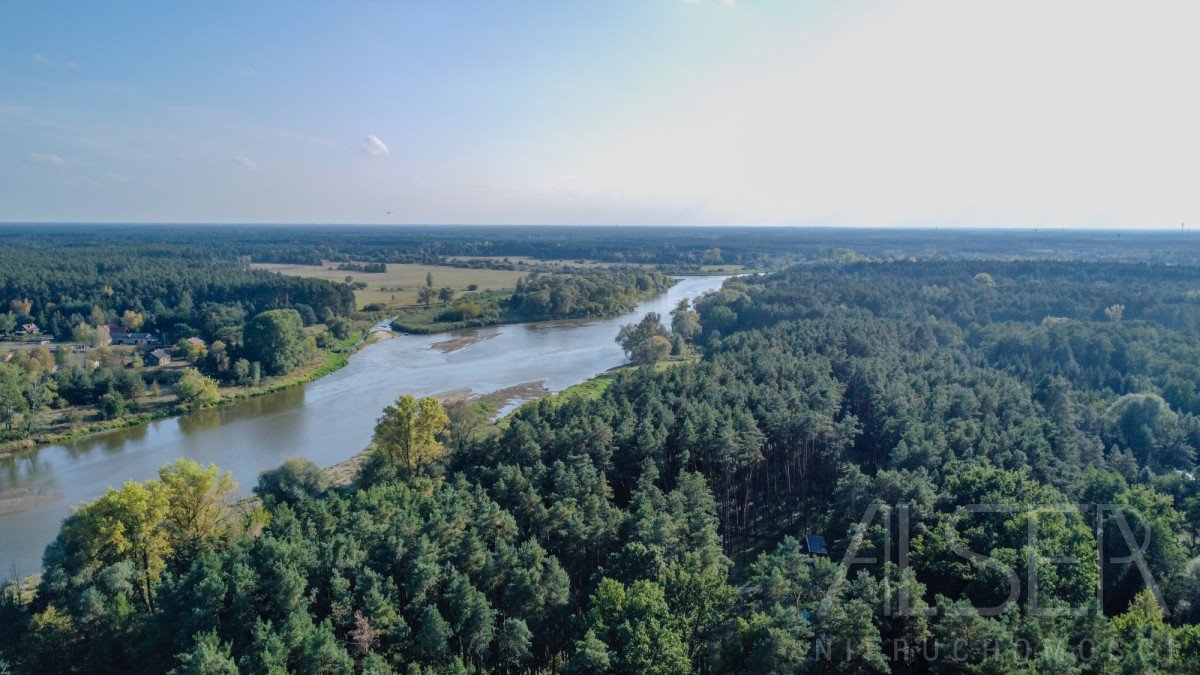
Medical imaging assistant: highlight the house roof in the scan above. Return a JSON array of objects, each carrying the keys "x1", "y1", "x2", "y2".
[
  {"x1": 186, "y1": 337, "x2": 206, "y2": 346},
  {"x1": 802, "y1": 534, "x2": 828, "y2": 556},
  {"x1": 148, "y1": 348, "x2": 172, "y2": 360}
]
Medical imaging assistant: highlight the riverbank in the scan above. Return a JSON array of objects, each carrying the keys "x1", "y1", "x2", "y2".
[
  {"x1": 320, "y1": 359, "x2": 691, "y2": 486},
  {"x1": 0, "y1": 328, "x2": 385, "y2": 462},
  {"x1": 390, "y1": 301, "x2": 678, "y2": 335},
  {"x1": 0, "y1": 276, "x2": 729, "y2": 577},
  {"x1": 2, "y1": 375, "x2": 577, "y2": 595},
  {"x1": 323, "y1": 379, "x2": 551, "y2": 485}
]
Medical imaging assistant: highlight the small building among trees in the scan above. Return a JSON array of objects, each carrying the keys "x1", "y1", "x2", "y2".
[
  {"x1": 145, "y1": 348, "x2": 172, "y2": 366},
  {"x1": 111, "y1": 330, "x2": 159, "y2": 346},
  {"x1": 800, "y1": 533, "x2": 828, "y2": 556}
]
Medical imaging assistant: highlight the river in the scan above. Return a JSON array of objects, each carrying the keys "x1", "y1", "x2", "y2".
[{"x1": 0, "y1": 276, "x2": 726, "y2": 577}]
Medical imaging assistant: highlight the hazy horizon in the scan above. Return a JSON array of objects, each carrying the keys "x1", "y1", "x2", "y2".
[
  {"x1": 4, "y1": 221, "x2": 1198, "y2": 235},
  {"x1": 3, "y1": 1, "x2": 1198, "y2": 228}
]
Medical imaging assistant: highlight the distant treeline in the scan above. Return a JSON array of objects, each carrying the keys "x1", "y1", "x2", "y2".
[
  {"x1": 335, "y1": 262, "x2": 386, "y2": 273},
  {"x1": 5, "y1": 224, "x2": 1200, "y2": 269},
  {"x1": 697, "y1": 259, "x2": 1200, "y2": 333}
]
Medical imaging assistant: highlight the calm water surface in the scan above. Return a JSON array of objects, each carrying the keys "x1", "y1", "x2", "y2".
[{"x1": 0, "y1": 276, "x2": 726, "y2": 576}]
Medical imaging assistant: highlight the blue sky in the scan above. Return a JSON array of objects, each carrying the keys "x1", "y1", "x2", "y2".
[{"x1": 2, "y1": 1, "x2": 1198, "y2": 227}]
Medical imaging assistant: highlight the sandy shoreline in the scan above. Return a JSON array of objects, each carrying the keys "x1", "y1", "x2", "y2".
[
  {"x1": 0, "y1": 488, "x2": 58, "y2": 516},
  {"x1": 430, "y1": 332, "x2": 499, "y2": 353},
  {"x1": 365, "y1": 329, "x2": 395, "y2": 344}
]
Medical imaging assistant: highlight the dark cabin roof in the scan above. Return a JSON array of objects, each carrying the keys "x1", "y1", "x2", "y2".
[{"x1": 801, "y1": 534, "x2": 828, "y2": 556}]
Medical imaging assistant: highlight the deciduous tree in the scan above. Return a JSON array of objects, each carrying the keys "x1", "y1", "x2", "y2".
[
  {"x1": 175, "y1": 368, "x2": 220, "y2": 411},
  {"x1": 242, "y1": 309, "x2": 313, "y2": 375},
  {"x1": 371, "y1": 394, "x2": 450, "y2": 473}
]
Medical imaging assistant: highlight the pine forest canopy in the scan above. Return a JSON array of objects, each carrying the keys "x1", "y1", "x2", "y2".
[{"x1": 2, "y1": 229, "x2": 1200, "y2": 673}]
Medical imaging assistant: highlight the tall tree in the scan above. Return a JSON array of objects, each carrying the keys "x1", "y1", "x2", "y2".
[
  {"x1": 242, "y1": 309, "x2": 313, "y2": 375},
  {"x1": 158, "y1": 459, "x2": 237, "y2": 566},
  {"x1": 175, "y1": 368, "x2": 220, "y2": 411},
  {"x1": 417, "y1": 286, "x2": 436, "y2": 307},
  {"x1": 0, "y1": 364, "x2": 29, "y2": 432},
  {"x1": 371, "y1": 395, "x2": 450, "y2": 473},
  {"x1": 59, "y1": 479, "x2": 172, "y2": 610}
]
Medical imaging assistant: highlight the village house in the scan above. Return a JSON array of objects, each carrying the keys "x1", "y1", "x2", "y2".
[
  {"x1": 16, "y1": 323, "x2": 39, "y2": 335},
  {"x1": 186, "y1": 336, "x2": 206, "y2": 348},
  {"x1": 105, "y1": 324, "x2": 161, "y2": 346},
  {"x1": 145, "y1": 348, "x2": 172, "y2": 366},
  {"x1": 112, "y1": 330, "x2": 160, "y2": 346}
]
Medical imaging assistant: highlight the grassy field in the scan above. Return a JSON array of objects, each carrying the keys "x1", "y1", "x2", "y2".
[
  {"x1": 252, "y1": 262, "x2": 526, "y2": 310},
  {"x1": 698, "y1": 264, "x2": 749, "y2": 274},
  {"x1": 548, "y1": 374, "x2": 615, "y2": 403}
]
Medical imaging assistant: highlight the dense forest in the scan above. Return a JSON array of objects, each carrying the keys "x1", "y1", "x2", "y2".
[
  {"x1": 4, "y1": 257, "x2": 1199, "y2": 673},
  {"x1": 0, "y1": 247, "x2": 355, "y2": 343},
  {"x1": 507, "y1": 268, "x2": 676, "y2": 319}
]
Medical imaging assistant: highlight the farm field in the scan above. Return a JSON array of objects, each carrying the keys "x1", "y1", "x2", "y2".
[{"x1": 253, "y1": 262, "x2": 527, "y2": 309}]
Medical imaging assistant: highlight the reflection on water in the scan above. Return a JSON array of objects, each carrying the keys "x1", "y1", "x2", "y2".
[
  {"x1": 0, "y1": 276, "x2": 726, "y2": 577},
  {"x1": 178, "y1": 408, "x2": 224, "y2": 436},
  {"x1": 226, "y1": 386, "x2": 307, "y2": 420}
]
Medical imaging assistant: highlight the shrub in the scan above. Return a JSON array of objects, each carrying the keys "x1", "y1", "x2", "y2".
[{"x1": 254, "y1": 458, "x2": 330, "y2": 506}]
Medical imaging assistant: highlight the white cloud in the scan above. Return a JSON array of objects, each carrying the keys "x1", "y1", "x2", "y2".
[
  {"x1": 362, "y1": 134, "x2": 389, "y2": 155},
  {"x1": 26, "y1": 153, "x2": 64, "y2": 166},
  {"x1": 233, "y1": 155, "x2": 258, "y2": 170},
  {"x1": 32, "y1": 53, "x2": 77, "y2": 69},
  {"x1": 231, "y1": 64, "x2": 255, "y2": 78}
]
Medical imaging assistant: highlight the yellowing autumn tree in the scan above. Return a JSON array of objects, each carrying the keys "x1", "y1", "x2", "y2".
[
  {"x1": 60, "y1": 479, "x2": 171, "y2": 611},
  {"x1": 371, "y1": 394, "x2": 450, "y2": 473},
  {"x1": 9, "y1": 298, "x2": 32, "y2": 315},
  {"x1": 176, "y1": 368, "x2": 220, "y2": 411},
  {"x1": 53, "y1": 459, "x2": 237, "y2": 611},
  {"x1": 159, "y1": 458, "x2": 237, "y2": 561},
  {"x1": 121, "y1": 309, "x2": 144, "y2": 330}
]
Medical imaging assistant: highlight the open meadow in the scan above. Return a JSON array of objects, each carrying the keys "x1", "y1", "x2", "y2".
[{"x1": 252, "y1": 262, "x2": 526, "y2": 309}]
